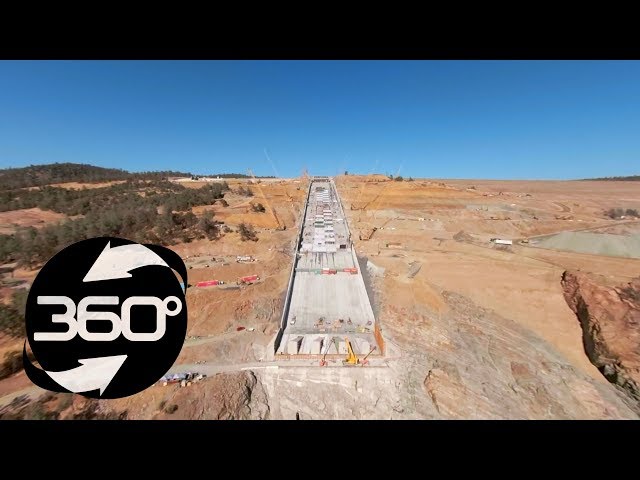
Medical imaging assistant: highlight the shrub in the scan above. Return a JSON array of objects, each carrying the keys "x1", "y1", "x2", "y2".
[
  {"x1": 0, "y1": 350, "x2": 23, "y2": 381},
  {"x1": 198, "y1": 211, "x2": 220, "y2": 240},
  {"x1": 236, "y1": 186, "x2": 254, "y2": 197},
  {"x1": 394, "y1": 176, "x2": 403, "y2": 181},
  {"x1": 0, "y1": 304, "x2": 24, "y2": 338},
  {"x1": 251, "y1": 202, "x2": 266, "y2": 213},
  {"x1": 238, "y1": 222, "x2": 258, "y2": 242}
]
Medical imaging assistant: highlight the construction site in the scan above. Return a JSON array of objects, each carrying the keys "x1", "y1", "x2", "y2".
[
  {"x1": 3, "y1": 171, "x2": 640, "y2": 420},
  {"x1": 274, "y1": 177, "x2": 382, "y2": 362}
]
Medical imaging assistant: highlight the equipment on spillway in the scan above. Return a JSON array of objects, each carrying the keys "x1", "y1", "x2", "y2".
[
  {"x1": 343, "y1": 337, "x2": 359, "y2": 365},
  {"x1": 319, "y1": 337, "x2": 339, "y2": 367},
  {"x1": 361, "y1": 346, "x2": 377, "y2": 366}
]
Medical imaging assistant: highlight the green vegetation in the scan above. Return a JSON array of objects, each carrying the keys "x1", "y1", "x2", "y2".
[
  {"x1": 198, "y1": 210, "x2": 221, "y2": 240},
  {"x1": 0, "y1": 163, "x2": 193, "y2": 189},
  {"x1": 582, "y1": 175, "x2": 640, "y2": 181},
  {"x1": 238, "y1": 222, "x2": 258, "y2": 242},
  {"x1": 0, "y1": 290, "x2": 28, "y2": 338},
  {"x1": 0, "y1": 305, "x2": 24, "y2": 338},
  {"x1": 236, "y1": 186, "x2": 254, "y2": 197},
  {"x1": 0, "y1": 179, "x2": 227, "y2": 214},
  {"x1": 0, "y1": 180, "x2": 230, "y2": 266},
  {"x1": 394, "y1": 176, "x2": 404, "y2": 181},
  {"x1": 251, "y1": 202, "x2": 266, "y2": 213},
  {"x1": 0, "y1": 351, "x2": 22, "y2": 381},
  {"x1": 0, "y1": 163, "x2": 277, "y2": 190}
]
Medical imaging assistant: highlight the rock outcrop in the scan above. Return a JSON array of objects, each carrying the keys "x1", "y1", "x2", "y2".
[
  {"x1": 561, "y1": 270, "x2": 640, "y2": 407},
  {"x1": 163, "y1": 371, "x2": 270, "y2": 420}
]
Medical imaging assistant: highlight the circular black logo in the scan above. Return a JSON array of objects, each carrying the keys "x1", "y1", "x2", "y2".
[{"x1": 23, "y1": 237, "x2": 188, "y2": 399}]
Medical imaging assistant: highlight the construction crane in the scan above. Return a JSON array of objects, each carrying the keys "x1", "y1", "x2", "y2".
[
  {"x1": 343, "y1": 337, "x2": 359, "y2": 365},
  {"x1": 247, "y1": 168, "x2": 285, "y2": 231},
  {"x1": 319, "y1": 337, "x2": 338, "y2": 366}
]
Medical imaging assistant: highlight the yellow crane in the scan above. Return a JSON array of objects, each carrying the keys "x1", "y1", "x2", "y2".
[
  {"x1": 247, "y1": 168, "x2": 285, "y2": 230},
  {"x1": 343, "y1": 337, "x2": 359, "y2": 365}
]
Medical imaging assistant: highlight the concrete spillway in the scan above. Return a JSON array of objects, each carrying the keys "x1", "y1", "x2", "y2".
[{"x1": 274, "y1": 177, "x2": 381, "y2": 358}]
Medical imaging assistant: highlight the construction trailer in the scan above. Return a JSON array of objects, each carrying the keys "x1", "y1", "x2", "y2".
[
  {"x1": 491, "y1": 238, "x2": 513, "y2": 245},
  {"x1": 196, "y1": 280, "x2": 224, "y2": 287}
]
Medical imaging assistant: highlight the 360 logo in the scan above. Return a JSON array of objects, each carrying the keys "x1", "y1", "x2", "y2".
[{"x1": 23, "y1": 237, "x2": 188, "y2": 399}]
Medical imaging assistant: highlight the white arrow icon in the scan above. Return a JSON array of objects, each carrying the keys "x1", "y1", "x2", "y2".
[
  {"x1": 45, "y1": 355, "x2": 127, "y2": 395},
  {"x1": 83, "y1": 242, "x2": 169, "y2": 282}
]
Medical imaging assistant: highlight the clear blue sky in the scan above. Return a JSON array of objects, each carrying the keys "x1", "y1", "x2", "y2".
[{"x1": 0, "y1": 60, "x2": 639, "y2": 179}]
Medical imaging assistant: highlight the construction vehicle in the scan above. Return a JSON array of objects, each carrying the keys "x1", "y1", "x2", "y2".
[
  {"x1": 343, "y1": 337, "x2": 359, "y2": 365},
  {"x1": 320, "y1": 337, "x2": 338, "y2": 366},
  {"x1": 247, "y1": 168, "x2": 286, "y2": 231}
]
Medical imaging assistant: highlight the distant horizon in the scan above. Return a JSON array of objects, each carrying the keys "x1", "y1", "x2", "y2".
[
  {"x1": 1, "y1": 61, "x2": 640, "y2": 180},
  {"x1": 1, "y1": 160, "x2": 637, "y2": 182}
]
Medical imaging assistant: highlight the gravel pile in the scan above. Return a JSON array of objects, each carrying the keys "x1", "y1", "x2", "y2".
[{"x1": 533, "y1": 232, "x2": 640, "y2": 259}]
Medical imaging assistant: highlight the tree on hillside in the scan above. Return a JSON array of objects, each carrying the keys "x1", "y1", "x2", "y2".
[
  {"x1": 238, "y1": 222, "x2": 258, "y2": 242},
  {"x1": 236, "y1": 186, "x2": 254, "y2": 197},
  {"x1": 251, "y1": 202, "x2": 266, "y2": 213},
  {"x1": 198, "y1": 211, "x2": 220, "y2": 240}
]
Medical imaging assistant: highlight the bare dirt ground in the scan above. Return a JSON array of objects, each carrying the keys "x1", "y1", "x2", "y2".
[
  {"x1": 0, "y1": 207, "x2": 68, "y2": 234},
  {"x1": 337, "y1": 177, "x2": 640, "y2": 378},
  {"x1": 2, "y1": 175, "x2": 640, "y2": 419},
  {"x1": 45, "y1": 181, "x2": 127, "y2": 190}
]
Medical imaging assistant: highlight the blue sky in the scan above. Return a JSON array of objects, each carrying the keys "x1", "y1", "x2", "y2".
[{"x1": 0, "y1": 60, "x2": 639, "y2": 179}]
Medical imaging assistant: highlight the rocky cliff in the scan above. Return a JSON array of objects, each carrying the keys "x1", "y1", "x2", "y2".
[{"x1": 561, "y1": 270, "x2": 640, "y2": 408}]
